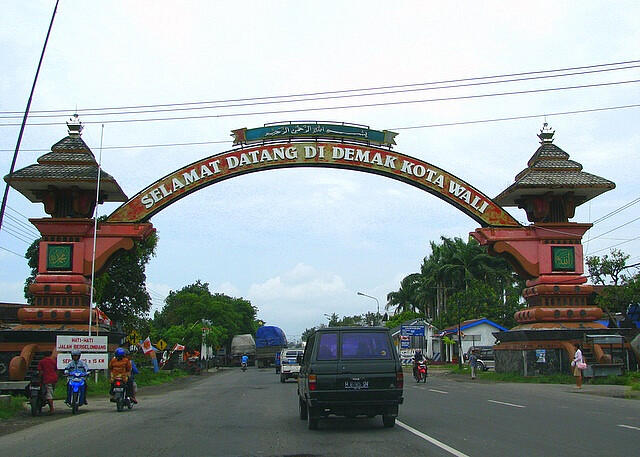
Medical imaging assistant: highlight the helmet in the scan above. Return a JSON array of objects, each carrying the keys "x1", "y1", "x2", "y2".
[
  {"x1": 71, "y1": 349, "x2": 81, "y2": 357},
  {"x1": 115, "y1": 348, "x2": 126, "y2": 357}
]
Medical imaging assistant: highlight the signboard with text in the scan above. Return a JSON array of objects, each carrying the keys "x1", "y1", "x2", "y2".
[
  {"x1": 57, "y1": 353, "x2": 108, "y2": 370},
  {"x1": 107, "y1": 140, "x2": 520, "y2": 229},
  {"x1": 56, "y1": 335, "x2": 108, "y2": 352},
  {"x1": 401, "y1": 325, "x2": 425, "y2": 337}
]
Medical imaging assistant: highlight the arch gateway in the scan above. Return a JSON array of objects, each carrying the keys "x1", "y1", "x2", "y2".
[{"x1": 5, "y1": 118, "x2": 628, "y2": 379}]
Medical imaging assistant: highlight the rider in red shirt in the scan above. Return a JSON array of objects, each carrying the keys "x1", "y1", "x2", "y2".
[{"x1": 37, "y1": 351, "x2": 58, "y2": 414}]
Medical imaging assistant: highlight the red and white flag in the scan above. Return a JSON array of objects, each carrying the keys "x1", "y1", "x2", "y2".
[
  {"x1": 141, "y1": 337, "x2": 154, "y2": 354},
  {"x1": 173, "y1": 343, "x2": 185, "y2": 352}
]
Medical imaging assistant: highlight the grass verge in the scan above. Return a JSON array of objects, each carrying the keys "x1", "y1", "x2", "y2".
[{"x1": 0, "y1": 396, "x2": 26, "y2": 420}]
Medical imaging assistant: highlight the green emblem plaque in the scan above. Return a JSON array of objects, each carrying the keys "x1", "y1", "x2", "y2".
[
  {"x1": 47, "y1": 244, "x2": 73, "y2": 271},
  {"x1": 552, "y1": 246, "x2": 575, "y2": 271}
]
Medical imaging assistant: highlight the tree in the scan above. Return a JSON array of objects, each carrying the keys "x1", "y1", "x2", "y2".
[
  {"x1": 587, "y1": 249, "x2": 640, "y2": 321},
  {"x1": 94, "y1": 231, "x2": 158, "y2": 326},
  {"x1": 152, "y1": 280, "x2": 259, "y2": 350}
]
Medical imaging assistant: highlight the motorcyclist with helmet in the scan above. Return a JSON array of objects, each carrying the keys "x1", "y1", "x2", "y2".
[
  {"x1": 413, "y1": 349, "x2": 426, "y2": 379},
  {"x1": 241, "y1": 353, "x2": 249, "y2": 370},
  {"x1": 63, "y1": 349, "x2": 89, "y2": 406},
  {"x1": 109, "y1": 347, "x2": 135, "y2": 402}
]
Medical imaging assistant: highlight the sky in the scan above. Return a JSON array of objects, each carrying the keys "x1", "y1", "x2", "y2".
[{"x1": 1, "y1": 1, "x2": 639, "y2": 340}]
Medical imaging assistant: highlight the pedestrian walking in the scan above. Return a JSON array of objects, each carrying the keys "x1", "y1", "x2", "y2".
[
  {"x1": 469, "y1": 349, "x2": 478, "y2": 380},
  {"x1": 37, "y1": 351, "x2": 58, "y2": 415},
  {"x1": 572, "y1": 343, "x2": 586, "y2": 388}
]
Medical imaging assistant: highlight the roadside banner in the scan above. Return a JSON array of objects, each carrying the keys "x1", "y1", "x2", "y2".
[
  {"x1": 141, "y1": 337, "x2": 154, "y2": 354},
  {"x1": 58, "y1": 353, "x2": 108, "y2": 370}
]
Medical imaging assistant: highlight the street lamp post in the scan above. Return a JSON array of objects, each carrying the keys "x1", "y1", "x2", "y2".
[{"x1": 357, "y1": 292, "x2": 380, "y2": 325}]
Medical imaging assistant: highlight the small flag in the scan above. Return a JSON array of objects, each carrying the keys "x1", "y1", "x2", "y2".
[
  {"x1": 173, "y1": 343, "x2": 185, "y2": 352},
  {"x1": 141, "y1": 337, "x2": 154, "y2": 354}
]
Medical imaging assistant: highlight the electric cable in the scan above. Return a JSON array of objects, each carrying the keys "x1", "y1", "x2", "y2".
[
  {"x1": 3, "y1": 213, "x2": 40, "y2": 237},
  {"x1": 592, "y1": 196, "x2": 640, "y2": 225},
  {"x1": 3, "y1": 219, "x2": 39, "y2": 239},
  {"x1": 587, "y1": 215, "x2": 640, "y2": 243},
  {"x1": 2, "y1": 64, "x2": 639, "y2": 120},
  {"x1": 0, "y1": 245, "x2": 24, "y2": 257},
  {"x1": 1, "y1": 79, "x2": 638, "y2": 127},
  {"x1": 589, "y1": 235, "x2": 640, "y2": 255},
  {"x1": 2, "y1": 103, "x2": 638, "y2": 153},
  {"x1": 2, "y1": 226, "x2": 34, "y2": 244},
  {"x1": 2, "y1": 58, "x2": 638, "y2": 115}
]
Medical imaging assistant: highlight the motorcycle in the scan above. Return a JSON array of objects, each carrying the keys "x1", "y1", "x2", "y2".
[
  {"x1": 111, "y1": 377, "x2": 133, "y2": 412},
  {"x1": 27, "y1": 375, "x2": 45, "y2": 416},
  {"x1": 414, "y1": 360, "x2": 427, "y2": 383},
  {"x1": 241, "y1": 362, "x2": 247, "y2": 372},
  {"x1": 66, "y1": 370, "x2": 88, "y2": 414}
]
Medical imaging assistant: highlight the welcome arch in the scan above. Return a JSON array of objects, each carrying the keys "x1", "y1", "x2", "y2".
[{"x1": 106, "y1": 140, "x2": 520, "y2": 228}]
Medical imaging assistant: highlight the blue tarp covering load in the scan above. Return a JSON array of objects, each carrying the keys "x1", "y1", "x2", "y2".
[{"x1": 255, "y1": 326, "x2": 287, "y2": 348}]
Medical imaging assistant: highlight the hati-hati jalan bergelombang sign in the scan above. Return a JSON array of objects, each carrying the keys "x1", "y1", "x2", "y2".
[
  {"x1": 57, "y1": 353, "x2": 108, "y2": 370},
  {"x1": 56, "y1": 335, "x2": 108, "y2": 352}
]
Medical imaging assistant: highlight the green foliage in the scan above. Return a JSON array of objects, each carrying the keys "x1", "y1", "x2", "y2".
[
  {"x1": 23, "y1": 238, "x2": 41, "y2": 304},
  {"x1": 586, "y1": 249, "x2": 640, "y2": 317},
  {"x1": 384, "y1": 310, "x2": 422, "y2": 329},
  {"x1": 0, "y1": 396, "x2": 26, "y2": 420},
  {"x1": 151, "y1": 280, "x2": 259, "y2": 350},
  {"x1": 93, "y1": 231, "x2": 158, "y2": 326},
  {"x1": 387, "y1": 236, "x2": 524, "y2": 329}
]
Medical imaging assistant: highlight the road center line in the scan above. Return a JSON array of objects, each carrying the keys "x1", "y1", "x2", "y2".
[
  {"x1": 429, "y1": 388, "x2": 449, "y2": 394},
  {"x1": 397, "y1": 420, "x2": 470, "y2": 457},
  {"x1": 618, "y1": 424, "x2": 640, "y2": 431},
  {"x1": 488, "y1": 399, "x2": 526, "y2": 408}
]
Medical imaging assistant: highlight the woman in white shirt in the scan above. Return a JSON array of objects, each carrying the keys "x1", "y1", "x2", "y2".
[{"x1": 572, "y1": 344, "x2": 585, "y2": 388}]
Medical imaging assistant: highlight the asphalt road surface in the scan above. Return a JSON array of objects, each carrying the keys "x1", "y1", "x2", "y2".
[{"x1": 1, "y1": 368, "x2": 639, "y2": 457}]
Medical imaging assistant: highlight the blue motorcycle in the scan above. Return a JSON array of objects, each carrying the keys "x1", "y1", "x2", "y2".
[{"x1": 66, "y1": 370, "x2": 88, "y2": 414}]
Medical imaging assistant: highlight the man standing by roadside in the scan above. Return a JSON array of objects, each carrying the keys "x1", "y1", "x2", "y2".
[
  {"x1": 469, "y1": 349, "x2": 478, "y2": 380},
  {"x1": 37, "y1": 351, "x2": 58, "y2": 415}
]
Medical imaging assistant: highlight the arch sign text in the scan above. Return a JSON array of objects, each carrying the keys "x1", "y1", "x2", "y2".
[{"x1": 107, "y1": 123, "x2": 519, "y2": 228}]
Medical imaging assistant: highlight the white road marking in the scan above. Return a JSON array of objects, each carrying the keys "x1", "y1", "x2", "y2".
[
  {"x1": 397, "y1": 420, "x2": 470, "y2": 457},
  {"x1": 487, "y1": 399, "x2": 526, "y2": 408},
  {"x1": 618, "y1": 424, "x2": 640, "y2": 431},
  {"x1": 429, "y1": 388, "x2": 449, "y2": 394}
]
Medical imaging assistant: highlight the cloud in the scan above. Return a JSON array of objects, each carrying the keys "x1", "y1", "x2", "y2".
[{"x1": 248, "y1": 263, "x2": 346, "y2": 302}]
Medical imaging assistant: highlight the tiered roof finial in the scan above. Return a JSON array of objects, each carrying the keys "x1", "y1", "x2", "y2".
[
  {"x1": 66, "y1": 113, "x2": 83, "y2": 136},
  {"x1": 537, "y1": 122, "x2": 555, "y2": 144}
]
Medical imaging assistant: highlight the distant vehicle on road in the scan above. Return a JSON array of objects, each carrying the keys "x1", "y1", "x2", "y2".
[
  {"x1": 464, "y1": 346, "x2": 495, "y2": 371},
  {"x1": 230, "y1": 334, "x2": 256, "y2": 366},
  {"x1": 297, "y1": 326, "x2": 403, "y2": 430},
  {"x1": 255, "y1": 326, "x2": 287, "y2": 368},
  {"x1": 279, "y1": 349, "x2": 304, "y2": 383}
]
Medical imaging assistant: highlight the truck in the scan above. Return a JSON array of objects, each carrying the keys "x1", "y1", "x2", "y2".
[
  {"x1": 230, "y1": 334, "x2": 256, "y2": 366},
  {"x1": 254, "y1": 326, "x2": 287, "y2": 369}
]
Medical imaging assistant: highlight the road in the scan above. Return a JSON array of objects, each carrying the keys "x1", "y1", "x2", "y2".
[{"x1": 1, "y1": 368, "x2": 639, "y2": 456}]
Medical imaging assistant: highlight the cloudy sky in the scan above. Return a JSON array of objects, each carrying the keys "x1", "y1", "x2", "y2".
[{"x1": 1, "y1": 1, "x2": 639, "y2": 340}]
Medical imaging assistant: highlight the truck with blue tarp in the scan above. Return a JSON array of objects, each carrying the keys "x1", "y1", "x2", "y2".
[{"x1": 254, "y1": 326, "x2": 287, "y2": 369}]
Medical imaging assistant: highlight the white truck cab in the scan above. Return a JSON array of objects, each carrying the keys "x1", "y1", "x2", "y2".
[{"x1": 279, "y1": 349, "x2": 304, "y2": 383}]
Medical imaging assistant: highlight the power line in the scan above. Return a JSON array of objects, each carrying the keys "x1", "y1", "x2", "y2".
[
  {"x1": 3, "y1": 213, "x2": 40, "y2": 237},
  {"x1": 588, "y1": 215, "x2": 640, "y2": 242},
  {"x1": 4, "y1": 219, "x2": 39, "y2": 239},
  {"x1": 3, "y1": 102, "x2": 638, "y2": 154},
  {"x1": 589, "y1": 235, "x2": 640, "y2": 255},
  {"x1": 0, "y1": 245, "x2": 24, "y2": 258},
  {"x1": 2, "y1": 64, "x2": 639, "y2": 120},
  {"x1": 2, "y1": 226, "x2": 33, "y2": 244},
  {"x1": 1, "y1": 79, "x2": 638, "y2": 127},
  {"x1": 2, "y1": 58, "x2": 638, "y2": 115},
  {"x1": 592, "y1": 196, "x2": 640, "y2": 225}
]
